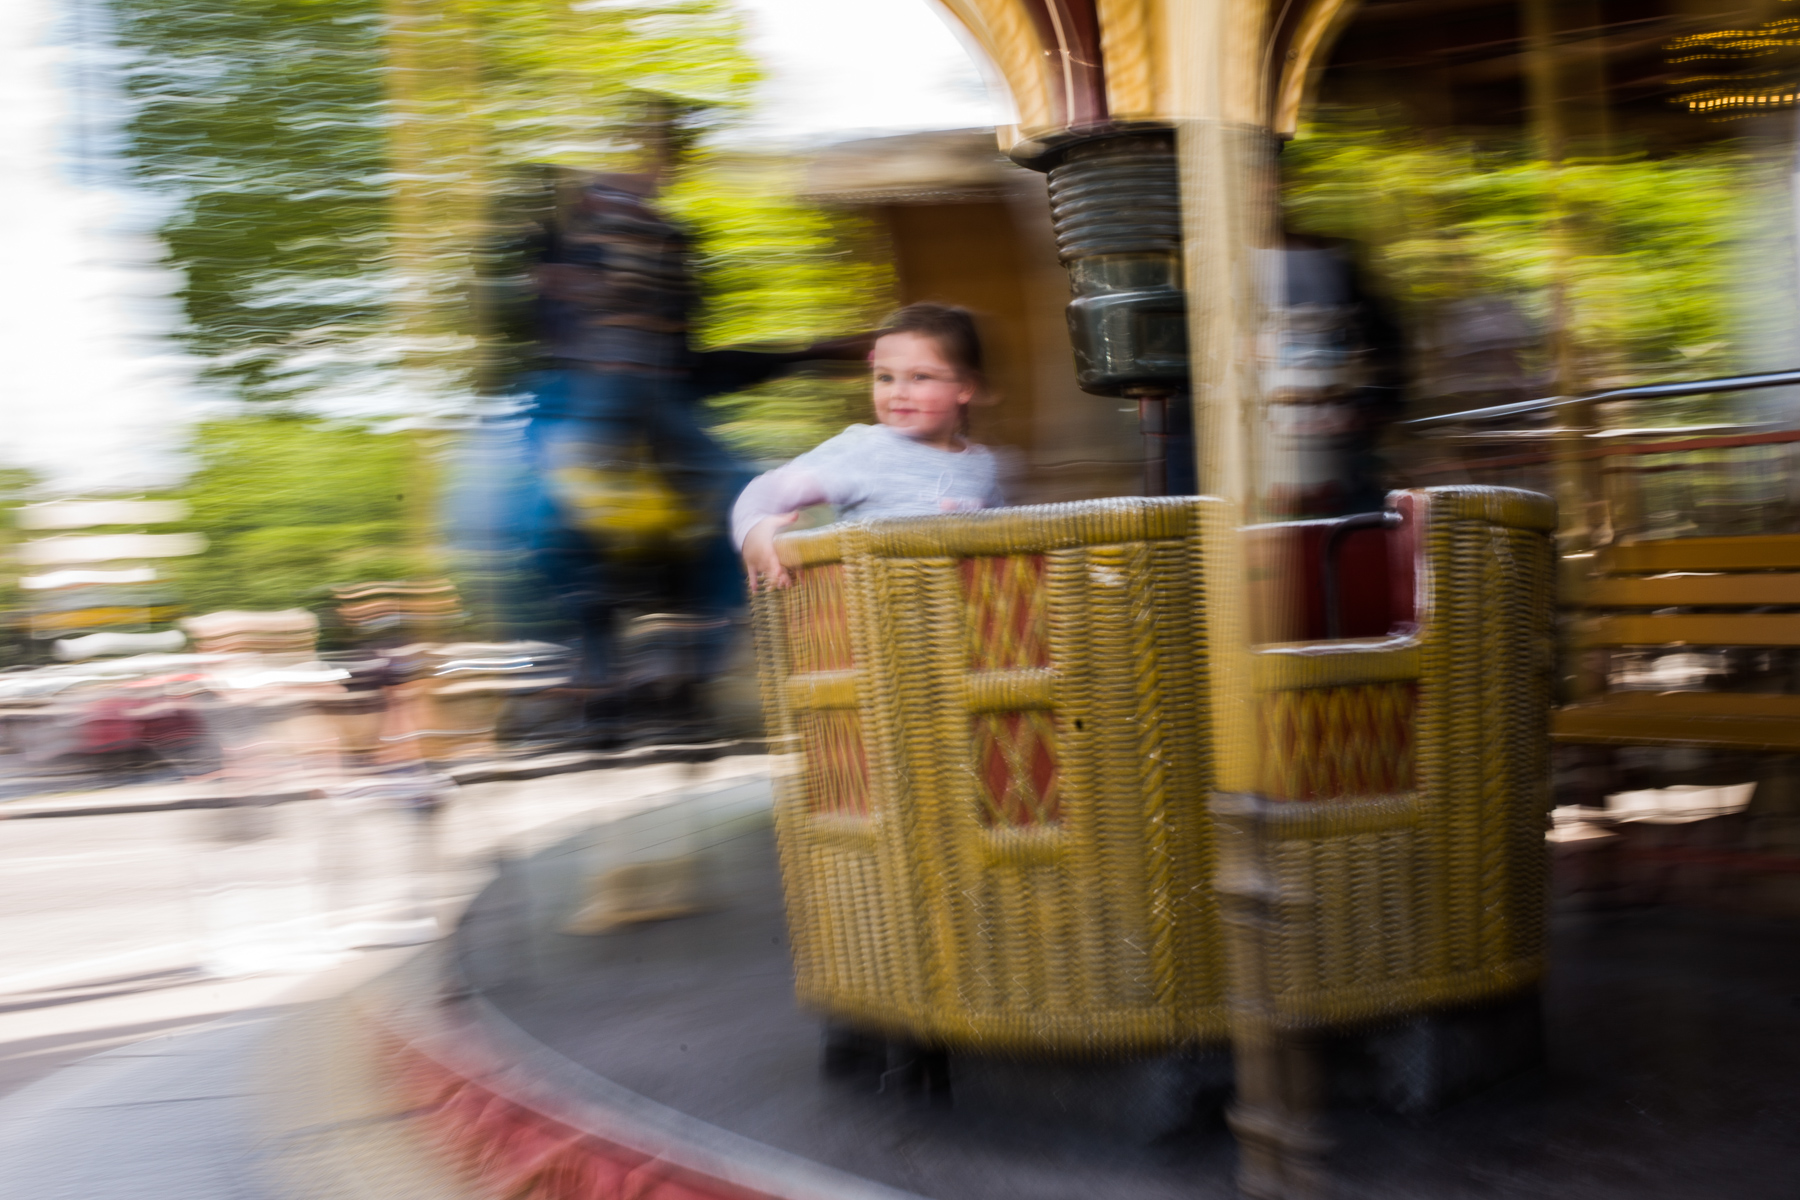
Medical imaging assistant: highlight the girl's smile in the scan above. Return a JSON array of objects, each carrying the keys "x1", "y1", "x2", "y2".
[{"x1": 871, "y1": 331, "x2": 976, "y2": 451}]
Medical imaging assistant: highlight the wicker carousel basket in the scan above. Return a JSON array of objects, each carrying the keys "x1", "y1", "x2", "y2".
[
  {"x1": 753, "y1": 486, "x2": 1554, "y2": 1053},
  {"x1": 1215, "y1": 486, "x2": 1557, "y2": 1032}
]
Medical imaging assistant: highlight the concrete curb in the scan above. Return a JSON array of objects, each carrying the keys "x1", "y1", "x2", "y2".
[{"x1": 250, "y1": 774, "x2": 918, "y2": 1200}]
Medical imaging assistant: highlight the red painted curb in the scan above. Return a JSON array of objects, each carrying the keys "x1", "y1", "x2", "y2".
[
  {"x1": 369, "y1": 981, "x2": 917, "y2": 1200},
  {"x1": 391, "y1": 1040, "x2": 777, "y2": 1200}
]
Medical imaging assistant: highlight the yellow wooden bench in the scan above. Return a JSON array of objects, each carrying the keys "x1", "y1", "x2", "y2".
[{"x1": 1555, "y1": 534, "x2": 1800, "y2": 751}]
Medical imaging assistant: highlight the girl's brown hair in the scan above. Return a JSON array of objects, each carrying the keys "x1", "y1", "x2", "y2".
[{"x1": 878, "y1": 303, "x2": 986, "y2": 391}]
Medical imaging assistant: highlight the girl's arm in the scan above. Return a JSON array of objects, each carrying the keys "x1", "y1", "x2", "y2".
[{"x1": 733, "y1": 464, "x2": 833, "y2": 593}]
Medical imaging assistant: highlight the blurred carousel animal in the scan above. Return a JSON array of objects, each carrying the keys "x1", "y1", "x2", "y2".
[
  {"x1": 1259, "y1": 232, "x2": 1403, "y2": 518},
  {"x1": 444, "y1": 167, "x2": 869, "y2": 747}
]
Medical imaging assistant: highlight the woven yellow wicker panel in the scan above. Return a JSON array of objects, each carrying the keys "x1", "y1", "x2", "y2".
[
  {"x1": 972, "y1": 711, "x2": 1061, "y2": 826},
  {"x1": 759, "y1": 497, "x2": 1230, "y2": 1053},
  {"x1": 785, "y1": 561, "x2": 854, "y2": 674},
  {"x1": 760, "y1": 486, "x2": 1553, "y2": 1050},
  {"x1": 1216, "y1": 486, "x2": 1556, "y2": 1033},
  {"x1": 962, "y1": 555, "x2": 1051, "y2": 669},
  {"x1": 755, "y1": 532, "x2": 938, "y2": 1033},
  {"x1": 1257, "y1": 681, "x2": 1415, "y2": 801},
  {"x1": 797, "y1": 709, "x2": 871, "y2": 817}
]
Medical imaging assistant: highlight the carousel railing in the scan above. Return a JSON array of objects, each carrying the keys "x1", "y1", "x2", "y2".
[
  {"x1": 1406, "y1": 367, "x2": 1800, "y2": 542},
  {"x1": 754, "y1": 486, "x2": 1555, "y2": 1053}
]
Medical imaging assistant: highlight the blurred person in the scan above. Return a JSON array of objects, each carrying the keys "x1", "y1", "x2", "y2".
[
  {"x1": 735, "y1": 303, "x2": 1004, "y2": 592},
  {"x1": 1262, "y1": 163, "x2": 1403, "y2": 518},
  {"x1": 451, "y1": 147, "x2": 869, "y2": 746}
]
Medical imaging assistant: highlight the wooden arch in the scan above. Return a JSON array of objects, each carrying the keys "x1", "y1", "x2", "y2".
[{"x1": 1267, "y1": 0, "x2": 1362, "y2": 136}]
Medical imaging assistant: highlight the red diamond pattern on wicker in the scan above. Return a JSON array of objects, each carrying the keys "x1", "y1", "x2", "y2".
[
  {"x1": 1258, "y1": 681, "x2": 1415, "y2": 801},
  {"x1": 800, "y1": 709, "x2": 870, "y2": 817},
  {"x1": 973, "y1": 710, "x2": 1060, "y2": 826},
  {"x1": 787, "y1": 562, "x2": 853, "y2": 673},
  {"x1": 961, "y1": 555, "x2": 1050, "y2": 670}
]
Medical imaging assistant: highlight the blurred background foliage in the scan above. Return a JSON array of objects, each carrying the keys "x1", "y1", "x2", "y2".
[
  {"x1": 1283, "y1": 112, "x2": 1785, "y2": 404},
  {"x1": 663, "y1": 157, "x2": 891, "y2": 460},
  {"x1": 111, "y1": 0, "x2": 396, "y2": 408},
  {"x1": 157, "y1": 416, "x2": 438, "y2": 617},
  {"x1": 0, "y1": 470, "x2": 43, "y2": 667},
  {"x1": 98, "y1": 3, "x2": 1797, "y2": 617},
  {"x1": 107, "y1": 0, "x2": 893, "y2": 615}
]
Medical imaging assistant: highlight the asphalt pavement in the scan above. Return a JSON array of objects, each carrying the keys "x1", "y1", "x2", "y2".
[
  {"x1": 0, "y1": 753, "x2": 770, "y2": 1198},
  {"x1": 0, "y1": 1013, "x2": 282, "y2": 1200},
  {"x1": 471, "y1": 788, "x2": 1800, "y2": 1200}
]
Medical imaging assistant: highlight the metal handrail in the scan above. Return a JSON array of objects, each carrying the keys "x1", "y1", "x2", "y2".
[{"x1": 1404, "y1": 368, "x2": 1800, "y2": 429}]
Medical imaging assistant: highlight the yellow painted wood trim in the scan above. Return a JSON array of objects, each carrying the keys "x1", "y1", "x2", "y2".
[
  {"x1": 1555, "y1": 700, "x2": 1800, "y2": 751},
  {"x1": 784, "y1": 670, "x2": 858, "y2": 711},
  {"x1": 1602, "y1": 534, "x2": 1800, "y2": 574},
  {"x1": 1097, "y1": 0, "x2": 1155, "y2": 118},
  {"x1": 1273, "y1": 0, "x2": 1361, "y2": 135},
  {"x1": 964, "y1": 668, "x2": 1059, "y2": 712},
  {"x1": 1576, "y1": 612, "x2": 1800, "y2": 648},
  {"x1": 1581, "y1": 573, "x2": 1800, "y2": 608},
  {"x1": 1251, "y1": 640, "x2": 1420, "y2": 690},
  {"x1": 1566, "y1": 691, "x2": 1800, "y2": 718}
]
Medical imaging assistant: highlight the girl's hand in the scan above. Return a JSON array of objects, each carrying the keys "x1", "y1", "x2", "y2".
[{"x1": 742, "y1": 513, "x2": 801, "y2": 593}]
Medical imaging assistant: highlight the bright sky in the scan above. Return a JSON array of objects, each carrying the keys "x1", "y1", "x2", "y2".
[
  {"x1": 0, "y1": 0, "x2": 1000, "y2": 496},
  {"x1": 0, "y1": 0, "x2": 216, "y2": 497},
  {"x1": 733, "y1": 0, "x2": 1002, "y2": 142}
]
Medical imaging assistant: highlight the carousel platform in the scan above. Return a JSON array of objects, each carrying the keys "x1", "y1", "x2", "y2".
[{"x1": 414, "y1": 777, "x2": 1800, "y2": 1200}]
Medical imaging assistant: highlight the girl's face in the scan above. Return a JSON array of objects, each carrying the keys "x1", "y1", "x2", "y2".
[{"x1": 871, "y1": 331, "x2": 974, "y2": 450}]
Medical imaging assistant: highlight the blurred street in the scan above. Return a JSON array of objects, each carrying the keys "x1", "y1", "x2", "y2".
[{"x1": 0, "y1": 756, "x2": 769, "y2": 1100}]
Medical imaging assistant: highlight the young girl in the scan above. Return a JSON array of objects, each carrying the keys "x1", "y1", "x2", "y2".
[{"x1": 734, "y1": 303, "x2": 1004, "y2": 592}]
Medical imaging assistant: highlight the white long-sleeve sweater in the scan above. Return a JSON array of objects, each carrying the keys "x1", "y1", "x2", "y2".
[{"x1": 730, "y1": 423, "x2": 1005, "y2": 549}]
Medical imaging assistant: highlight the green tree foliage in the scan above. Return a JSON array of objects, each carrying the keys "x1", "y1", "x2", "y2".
[
  {"x1": 110, "y1": 0, "x2": 395, "y2": 405},
  {"x1": 456, "y1": 0, "x2": 757, "y2": 164},
  {"x1": 109, "y1": 0, "x2": 883, "y2": 441},
  {"x1": 158, "y1": 415, "x2": 437, "y2": 616},
  {"x1": 665, "y1": 155, "x2": 892, "y2": 459},
  {"x1": 1282, "y1": 114, "x2": 1775, "y2": 395},
  {"x1": 0, "y1": 469, "x2": 46, "y2": 665},
  {"x1": 108, "y1": 0, "x2": 763, "y2": 407},
  {"x1": 109, "y1": 0, "x2": 891, "y2": 613}
]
